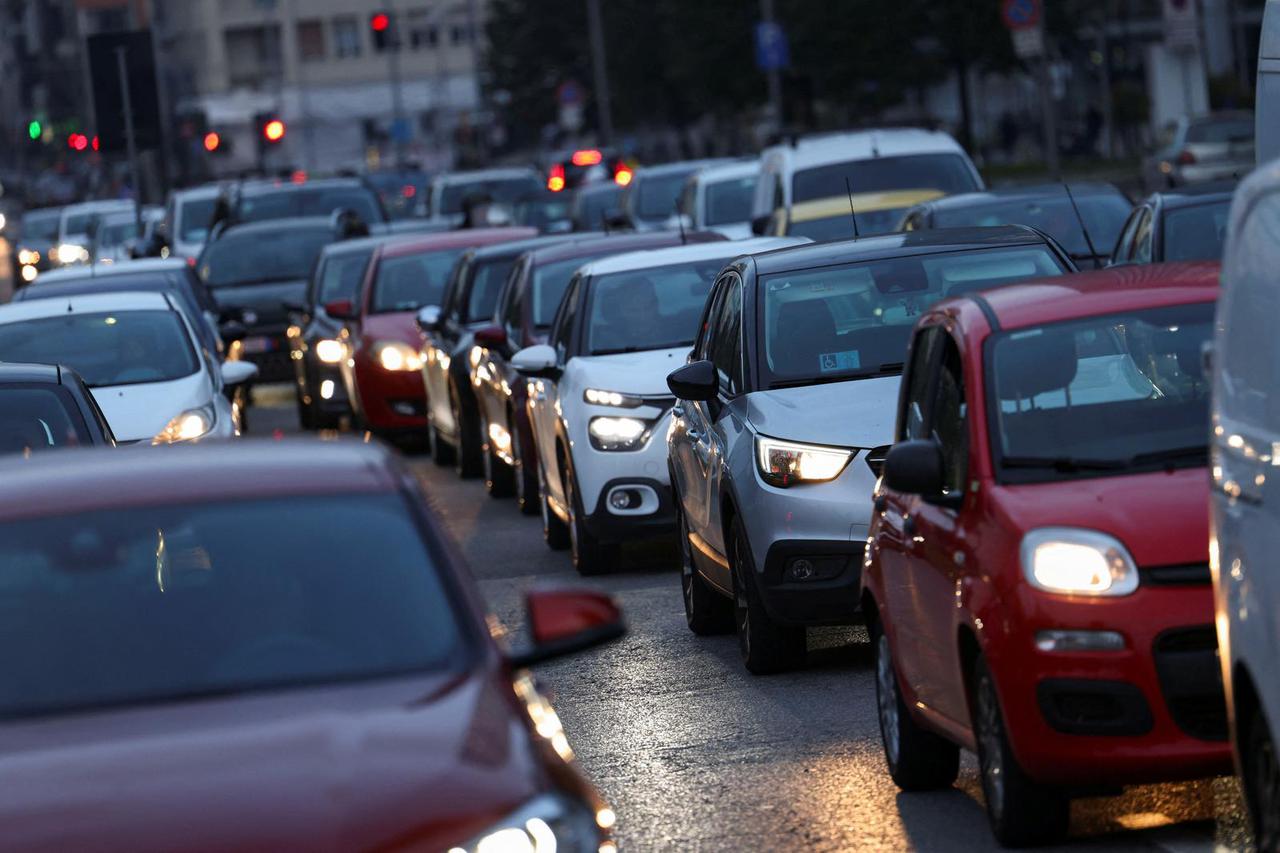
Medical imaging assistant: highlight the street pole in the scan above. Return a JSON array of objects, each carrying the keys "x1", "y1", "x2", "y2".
[
  {"x1": 585, "y1": 0, "x2": 613, "y2": 145},
  {"x1": 289, "y1": 0, "x2": 317, "y2": 172},
  {"x1": 1036, "y1": 57, "x2": 1060, "y2": 178},
  {"x1": 760, "y1": 0, "x2": 784, "y2": 133},
  {"x1": 387, "y1": 5, "x2": 407, "y2": 168},
  {"x1": 115, "y1": 46, "x2": 144, "y2": 234}
]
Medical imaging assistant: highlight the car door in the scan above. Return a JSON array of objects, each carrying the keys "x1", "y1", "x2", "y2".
[
  {"x1": 1109, "y1": 207, "x2": 1141, "y2": 264},
  {"x1": 532, "y1": 275, "x2": 582, "y2": 512},
  {"x1": 701, "y1": 273, "x2": 748, "y2": 582},
  {"x1": 425, "y1": 261, "x2": 468, "y2": 433}
]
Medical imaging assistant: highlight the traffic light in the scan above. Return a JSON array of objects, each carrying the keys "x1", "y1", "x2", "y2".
[
  {"x1": 370, "y1": 11, "x2": 395, "y2": 51},
  {"x1": 259, "y1": 116, "x2": 286, "y2": 145},
  {"x1": 203, "y1": 131, "x2": 222, "y2": 153},
  {"x1": 27, "y1": 120, "x2": 41, "y2": 141}
]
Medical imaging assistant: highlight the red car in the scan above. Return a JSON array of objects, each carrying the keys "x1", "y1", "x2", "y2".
[
  {"x1": 330, "y1": 227, "x2": 536, "y2": 440},
  {"x1": 0, "y1": 441, "x2": 620, "y2": 851},
  {"x1": 864, "y1": 262, "x2": 1230, "y2": 846}
]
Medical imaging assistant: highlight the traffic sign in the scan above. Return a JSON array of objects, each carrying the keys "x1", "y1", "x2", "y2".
[
  {"x1": 1002, "y1": 0, "x2": 1041, "y2": 31},
  {"x1": 557, "y1": 80, "x2": 584, "y2": 107},
  {"x1": 754, "y1": 21, "x2": 790, "y2": 72}
]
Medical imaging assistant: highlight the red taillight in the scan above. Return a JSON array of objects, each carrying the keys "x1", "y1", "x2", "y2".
[
  {"x1": 614, "y1": 165, "x2": 633, "y2": 186},
  {"x1": 186, "y1": 256, "x2": 197, "y2": 268},
  {"x1": 291, "y1": 169, "x2": 307, "y2": 184},
  {"x1": 571, "y1": 148, "x2": 603, "y2": 167},
  {"x1": 402, "y1": 184, "x2": 416, "y2": 198},
  {"x1": 1177, "y1": 149, "x2": 1196, "y2": 166},
  {"x1": 547, "y1": 163, "x2": 566, "y2": 192}
]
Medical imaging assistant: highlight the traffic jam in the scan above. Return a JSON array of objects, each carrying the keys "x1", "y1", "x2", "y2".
[{"x1": 2, "y1": 0, "x2": 1279, "y2": 850}]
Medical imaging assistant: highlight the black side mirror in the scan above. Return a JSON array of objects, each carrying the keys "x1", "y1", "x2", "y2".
[
  {"x1": 667, "y1": 359, "x2": 718, "y2": 402},
  {"x1": 883, "y1": 440, "x2": 945, "y2": 497},
  {"x1": 751, "y1": 214, "x2": 771, "y2": 236}
]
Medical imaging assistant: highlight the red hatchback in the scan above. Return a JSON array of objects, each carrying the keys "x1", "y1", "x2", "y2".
[
  {"x1": 332, "y1": 227, "x2": 536, "y2": 439},
  {"x1": 0, "y1": 441, "x2": 620, "y2": 851},
  {"x1": 863, "y1": 263, "x2": 1230, "y2": 846}
]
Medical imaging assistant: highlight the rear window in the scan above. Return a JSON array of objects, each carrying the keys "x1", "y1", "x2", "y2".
[
  {"x1": 792, "y1": 154, "x2": 978, "y2": 205},
  {"x1": 932, "y1": 192, "x2": 1132, "y2": 257},
  {"x1": 440, "y1": 177, "x2": 541, "y2": 215},
  {"x1": 0, "y1": 386, "x2": 90, "y2": 455},
  {"x1": 706, "y1": 176, "x2": 758, "y2": 226},
  {"x1": 1186, "y1": 119, "x2": 1254, "y2": 144},
  {"x1": 20, "y1": 211, "x2": 61, "y2": 242},
  {"x1": 238, "y1": 188, "x2": 383, "y2": 225},
  {"x1": 1163, "y1": 201, "x2": 1231, "y2": 262}
]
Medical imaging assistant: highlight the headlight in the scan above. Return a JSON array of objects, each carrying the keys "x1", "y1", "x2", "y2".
[
  {"x1": 446, "y1": 793, "x2": 606, "y2": 853},
  {"x1": 1020, "y1": 528, "x2": 1139, "y2": 597},
  {"x1": 588, "y1": 415, "x2": 652, "y2": 451},
  {"x1": 756, "y1": 436, "x2": 853, "y2": 487},
  {"x1": 583, "y1": 388, "x2": 642, "y2": 408},
  {"x1": 314, "y1": 338, "x2": 344, "y2": 364},
  {"x1": 374, "y1": 341, "x2": 423, "y2": 371},
  {"x1": 56, "y1": 243, "x2": 88, "y2": 264},
  {"x1": 17, "y1": 249, "x2": 37, "y2": 265},
  {"x1": 20, "y1": 265, "x2": 38, "y2": 283},
  {"x1": 152, "y1": 406, "x2": 215, "y2": 444}
]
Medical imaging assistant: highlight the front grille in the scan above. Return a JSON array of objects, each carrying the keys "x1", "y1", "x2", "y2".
[
  {"x1": 1141, "y1": 563, "x2": 1212, "y2": 585},
  {"x1": 246, "y1": 348, "x2": 293, "y2": 382},
  {"x1": 1152, "y1": 626, "x2": 1227, "y2": 741}
]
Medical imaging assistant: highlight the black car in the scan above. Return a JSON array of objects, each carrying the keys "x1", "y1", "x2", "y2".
[
  {"x1": 14, "y1": 207, "x2": 63, "y2": 286},
  {"x1": 1109, "y1": 182, "x2": 1235, "y2": 265},
  {"x1": 899, "y1": 182, "x2": 1132, "y2": 268},
  {"x1": 571, "y1": 182, "x2": 624, "y2": 232},
  {"x1": 514, "y1": 190, "x2": 575, "y2": 234},
  {"x1": 0, "y1": 362, "x2": 116, "y2": 454},
  {"x1": 364, "y1": 169, "x2": 430, "y2": 220},
  {"x1": 230, "y1": 177, "x2": 389, "y2": 228}
]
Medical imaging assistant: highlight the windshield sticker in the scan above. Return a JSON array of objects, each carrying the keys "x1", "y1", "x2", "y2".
[{"x1": 819, "y1": 350, "x2": 861, "y2": 373}]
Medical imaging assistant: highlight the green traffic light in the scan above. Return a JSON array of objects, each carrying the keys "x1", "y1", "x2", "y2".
[{"x1": 27, "y1": 121, "x2": 41, "y2": 141}]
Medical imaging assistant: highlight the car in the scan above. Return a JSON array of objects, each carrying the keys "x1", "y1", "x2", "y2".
[
  {"x1": 364, "y1": 168, "x2": 431, "y2": 220},
  {"x1": 231, "y1": 177, "x2": 388, "y2": 227},
  {"x1": 769, "y1": 190, "x2": 945, "y2": 243},
  {"x1": 196, "y1": 214, "x2": 363, "y2": 382},
  {"x1": 866, "y1": 262, "x2": 1228, "y2": 846},
  {"x1": 1209, "y1": 163, "x2": 1280, "y2": 848},
  {"x1": 1144, "y1": 112, "x2": 1254, "y2": 191},
  {"x1": 614, "y1": 159, "x2": 729, "y2": 232},
  {"x1": 330, "y1": 227, "x2": 538, "y2": 443},
  {"x1": 543, "y1": 147, "x2": 628, "y2": 192},
  {"x1": 571, "y1": 181, "x2": 625, "y2": 232},
  {"x1": 163, "y1": 183, "x2": 222, "y2": 259},
  {"x1": 750, "y1": 128, "x2": 983, "y2": 231},
  {"x1": 513, "y1": 237, "x2": 800, "y2": 574},
  {"x1": 418, "y1": 232, "x2": 574, "y2": 470},
  {"x1": 14, "y1": 207, "x2": 63, "y2": 286},
  {"x1": 666, "y1": 227, "x2": 1074, "y2": 674},
  {"x1": 1110, "y1": 183, "x2": 1235, "y2": 265},
  {"x1": 0, "y1": 440, "x2": 620, "y2": 851},
  {"x1": 514, "y1": 190, "x2": 575, "y2": 234},
  {"x1": 471, "y1": 230, "x2": 729, "y2": 511},
  {"x1": 54, "y1": 200, "x2": 135, "y2": 267},
  {"x1": 0, "y1": 291, "x2": 256, "y2": 443},
  {"x1": 91, "y1": 206, "x2": 164, "y2": 264},
  {"x1": 424, "y1": 168, "x2": 543, "y2": 228},
  {"x1": 0, "y1": 362, "x2": 116, "y2": 453},
  {"x1": 899, "y1": 182, "x2": 1132, "y2": 268},
  {"x1": 677, "y1": 160, "x2": 760, "y2": 239}
]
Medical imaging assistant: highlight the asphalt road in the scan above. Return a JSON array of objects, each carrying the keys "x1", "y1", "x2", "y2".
[{"x1": 258, "y1": 388, "x2": 1256, "y2": 851}]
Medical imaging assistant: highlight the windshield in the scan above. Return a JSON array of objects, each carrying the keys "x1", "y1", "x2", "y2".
[
  {"x1": 532, "y1": 256, "x2": 596, "y2": 326},
  {"x1": 316, "y1": 249, "x2": 373, "y2": 305},
  {"x1": 761, "y1": 246, "x2": 1065, "y2": 385},
  {"x1": 1163, "y1": 201, "x2": 1231, "y2": 262},
  {"x1": 636, "y1": 170, "x2": 696, "y2": 220},
  {"x1": 0, "y1": 387, "x2": 90, "y2": 455},
  {"x1": 21, "y1": 211, "x2": 61, "y2": 242},
  {"x1": 372, "y1": 249, "x2": 464, "y2": 313},
  {"x1": 792, "y1": 154, "x2": 978, "y2": 204},
  {"x1": 0, "y1": 494, "x2": 467, "y2": 719},
  {"x1": 466, "y1": 257, "x2": 517, "y2": 323},
  {"x1": 178, "y1": 197, "x2": 218, "y2": 243},
  {"x1": 0, "y1": 311, "x2": 198, "y2": 388},
  {"x1": 98, "y1": 219, "x2": 139, "y2": 247},
  {"x1": 199, "y1": 228, "x2": 332, "y2": 287},
  {"x1": 932, "y1": 193, "x2": 1132, "y2": 257},
  {"x1": 574, "y1": 185, "x2": 622, "y2": 228},
  {"x1": 440, "y1": 177, "x2": 541, "y2": 215},
  {"x1": 239, "y1": 189, "x2": 383, "y2": 225},
  {"x1": 990, "y1": 303, "x2": 1214, "y2": 481},
  {"x1": 585, "y1": 258, "x2": 727, "y2": 354},
  {"x1": 706, "y1": 176, "x2": 758, "y2": 226},
  {"x1": 1187, "y1": 118, "x2": 1253, "y2": 145},
  {"x1": 63, "y1": 212, "x2": 95, "y2": 237}
]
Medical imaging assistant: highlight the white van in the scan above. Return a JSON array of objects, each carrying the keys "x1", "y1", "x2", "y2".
[
  {"x1": 749, "y1": 128, "x2": 983, "y2": 230},
  {"x1": 1209, "y1": 157, "x2": 1280, "y2": 846},
  {"x1": 677, "y1": 159, "x2": 761, "y2": 239},
  {"x1": 1256, "y1": 0, "x2": 1280, "y2": 165}
]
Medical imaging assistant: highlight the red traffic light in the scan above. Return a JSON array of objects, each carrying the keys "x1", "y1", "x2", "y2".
[
  {"x1": 263, "y1": 119, "x2": 286, "y2": 143},
  {"x1": 91, "y1": 135, "x2": 99, "y2": 151},
  {"x1": 371, "y1": 12, "x2": 390, "y2": 32},
  {"x1": 203, "y1": 131, "x2": 221, "y2": 152},
  {"x1": 67, "y1": 133, "x2": 89, "y2": 152}
]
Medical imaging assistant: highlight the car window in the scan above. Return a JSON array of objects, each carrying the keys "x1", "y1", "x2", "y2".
[
  {"x1": 238, "y1": 188, "x2": 382, "y2": 224},
  {"x1": 550, "y1": 276, "x2": 581, "y2": 361},
  {"x1": 372, "y1": 249, "x2": 464, "y2": 314},
  {"x1": 931, "y1": 337, "x2": 968, "y2": 498},
  {"x1": 531, "y1": 256, "x2": 593, "y2": 326},
  {"x1": 932, "y1": 193, "x2": 1132, "y2": 258},
  {"x1": 466, "y1": 257, "x2": 517, "y2": 323},
  {"x1": 1131, "y1": 209, "x2": 1154, "y2": 263},
  {"x1": 695, "y1": 277, "x2": 728, "y2": 360},
  {"x1": 0, "y1": 386, "x2": 91, "y2": 454},
  {"x1": 635, "y1": 170, "x2": 697, "y2": 221},
  {"x1": 440, "y1": 177, "x2": 541, "y2": 215},
  {"x1": 199, "y1": 227, "x2": 332, "y2": 287},
  {"x1": 1110, "y1": 208, "x2": 1141, "y2": 262},
  {"x1": 314, "y1": 249, "x2": 373, "y2": 306},
  {"x1": 502, "y1": 263, "x2": 524, "y2": 345},
  {"x1": 1186, "y1": 118, "x2": 1254, "y2": 144},
  {"x1": 1163, "y1": 200, "x2": 1231, "y2": 262},
  {"x1": 20, "y1": 211, "x2": 61, "y2": 242},
  {"x1": 791, "y1": 154, "x2": 979, "y2": 205},
  {"x1": 177, "y1": 197, "x2": 218, "y2": 244},
  {"x1": 706, "y1": 176, "x2": 758, "y2": 226},
  {"x1": 584, "y1": 259, "x2": 725, "y2": 355},
  {"x1": 899, "y1": 326, "x2": 942, "y2": 441},
  {"x1": 710, "y1": 276, "x2": 744, "y2": 394},
  {"x1": 788, "y1": 214, "x2": 859, "y2": 243},
  {"x1": 678, "y1": 179, "x2": 698, "y2": 220},
  {"x1": 572, "y1": 185, "x2": 623, "y2": 229}
]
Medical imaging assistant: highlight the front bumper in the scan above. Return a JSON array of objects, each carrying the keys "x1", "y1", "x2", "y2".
[
  {"x1": 353, "y1": 356, "x2": 428, "y2": 431},
  {"x1": 293, "y1": 347, "x2": 351, "y2": 415},
  {"x1": 580, "y1": 476, "x2": 678, "y2": 543},
  {"x1": 571, "y1": 407, "x2": 679, "y2": 542}
]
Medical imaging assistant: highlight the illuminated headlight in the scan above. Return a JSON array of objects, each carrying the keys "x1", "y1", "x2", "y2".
[
  {"x1": 756, "y1": 436, "x2": 853, "y2": 487},
  {"x1": 20, "y1": 264, "x2": 38, "y2": 283},
  {"x1": 374, "y1": 341, "x2": 423, "y2": 371},
  {"x1": 445, "y1": 792, "x2": 606, "y2": 853},
  {"x1": 152, "y1": 406, "x2": 215, "y2": 444},
  {"x1": 1021, "y1": 528, "x2": 1139, "y2": 597},
  {"x1": 314, "y1": 338, "x2": 344, "y2": 364},
  {"x1": 17, "y1": 249, "x2": 38, "y2": 265},
  {"x1": 584, "y1": 388, "x2": 642, "y2": 408},
  {"x1": 56, "y1": 243, "x2": 88, "y2": 264},
  {"x1": 588, "y1": 416, "x2": 652, "y2": 451}
]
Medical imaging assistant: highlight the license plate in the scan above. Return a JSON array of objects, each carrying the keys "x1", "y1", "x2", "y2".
[{"x1": 241, "y1": 335, "x2": 276, "y2": 354}]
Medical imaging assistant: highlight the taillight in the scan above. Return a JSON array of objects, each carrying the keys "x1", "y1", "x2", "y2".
[
  {"x1": 1176, "y1": 149, "x2": 1196, "y2": 166},
  {"x1": 614, "y1": 164, "x2": 633, "y2": 186},
  {"x1": 186, "y1": 256, "x2": 197, "y2": 268},
  {"x1": 571, "y1": 148, "x2": 603, "y2": 166},
  {"x1": 547, "y1": 163, "x2": 566, "y2": 192}
]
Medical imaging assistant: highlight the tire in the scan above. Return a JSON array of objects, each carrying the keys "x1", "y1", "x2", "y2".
[
  {"x1": 296, "y1": 394, "x2": 316, "y2": 431},
  {"x1": 539, "y1": 458, "x2": 570, "y2": 551},
  {"x1": 871, "y1": 617, "x2": 960, "y2": 791},
  {"x1": 513, "y1": 419, "x2": 540, "y2": 516},
  {"x1": 482, "y1": 416, "x2": 515, "y2": 498},
  {"x1": 565, "y1": 461, "x2": 614, "y2": 576},
  {"x1": 450, "y1": 381, "x2": 482, "y2": 479},
  {"x1": 1242, "y1": 703, "x2": 1280, "y2": 852},
  {"x1": 428, "y1": 417, "x2": 455, "y2": 467},
  {"x1": 678, "y1": 506, "x2": 733, "y2": 635},
  {"x1": 972, "y1": 655, "x2": 1070, "y2": 847},
  {"x1": 729, "y1": 518, "x2": 805, "y2": 674}
]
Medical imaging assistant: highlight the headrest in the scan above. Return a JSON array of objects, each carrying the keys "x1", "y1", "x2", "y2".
[
  {"x1": 777, "y1": 299, "x2": 836, "y2": 338},
  {"x1": 996, "y1": 330, "x2": 1079, "y2": 400}
]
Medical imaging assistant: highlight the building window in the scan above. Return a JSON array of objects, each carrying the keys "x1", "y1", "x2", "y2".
[
  {"x1": 224, "y1": 24, "x2": 283, "y2": 88},
  {"x1": 297, "y1": 20, "x2": 326, "y2": 62},
  {"x1": 333, "y1": 16, "x2": 361, "y2": 58},
  {"x1": 407, "y1": 10, "x2": 439, "y2": 50}
]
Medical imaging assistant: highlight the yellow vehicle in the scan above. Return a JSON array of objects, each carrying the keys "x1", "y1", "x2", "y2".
[{"x1": 768, "y1": 189, "x2": 944, "y2": 242}]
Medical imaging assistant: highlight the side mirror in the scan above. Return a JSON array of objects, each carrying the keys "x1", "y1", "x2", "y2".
[
  {"x1": 220, "y1": 360, "x2": 259, "y2": 387},
  {"x1": 219, "y1": 320, "x2": 248, "y2": 343},
  {"x1": 667, "y1": 359, "x2": 718, "y2": 402},
  {"x1": 324, "y1": 299, "x2": 356, "y2": 321},
  {"x1": 511, "y1": 344, "x2": 560, "y2": 380},
  {"x1": 751, "y1": 214, "x2": 771, "y2": 236},
  {"x1": 474, "y1": 323, "x2": 508, "y2": 348},
  {"x1": 416, "y1": 305, "x2": 442, "y2": 333},
  {"x1": 883, "y1": 440, "x2": 945, "y2": 497},
  {"x1": 508, "y1": 587, "x2": 626, "y2": 668}
]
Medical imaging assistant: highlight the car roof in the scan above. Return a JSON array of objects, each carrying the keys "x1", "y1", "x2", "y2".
[
  {"x1": 379, "y1": 227, "x2": 539, "y2": 258},
  {"x1": 238, "y1": 178, "x2": 369, "y2": 196},
  {"x1": 579, "y1": 237, "x2": 807, "y2": 277},
  {"x1": 319, "y1": 233, "x2": 407, "y2": 257},
  {"x1": 752, "y1": 226, "x2": 1052, "y2": 275},
  {"x1": 219, "y1": 216, "x2": 335, "y2": 238},
  {"x1": 34, "y1": 258, "x2": 188, "y2": 285},
  {"x1": 436, "y1": 167, "x2": 539, "y2": 185},
  {"x1": 466, "y1": 233, "x2": 599, "y2": 261},
  {"x1": 635, "y1": 159, "x2": 729, "y2": 179},
  {"x1": 1150, "y1": 181, "x2": 1237, "y2": 208},
  {"x1": 791, "y1": 189, "x2": 946, "y2": 222},
  {"x1": 61, "y1": 199, "x2": 135, "y2": 216},
  {"x1": 15, "y1": 274, "x2": 177, "y2": 303},
  {"x1": 692, "y1": 160, "x2": 761, "y2": 184},
  {"x1": 965, "y1": 261, "x2": 1220, "y2": 332},
  {"x1": 0, "y1": 362, "x2": 62, "y2": 384},
  {"x1": 918, "y1": 182, "x2": 1127, "y2": 213},
  {"x1": 172, "y1": 184, "x2": 224, "y2": 202},
  {"x1": 523, "y1": 230, "x2": 725, "y2": 266},
  {"x1": 765, "y1": 128, "x2": 966, "y2": 169},
  {"x1": 0, "y1": 290, "x2": 172, "y2": 322},
  {"x1": 0, "y1": 441, "x2": 401, "y2": 523}
]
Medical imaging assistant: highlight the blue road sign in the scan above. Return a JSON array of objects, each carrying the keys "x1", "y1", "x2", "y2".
[
  {"x1": 754, "y1": 21, "x2": 790, "y2": 72},
  {"x1": 1002, "y1": 0, "x2": 1041, "y2": 30}
]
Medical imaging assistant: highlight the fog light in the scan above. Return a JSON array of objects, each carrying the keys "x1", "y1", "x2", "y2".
[
  {"x1": 320, "y1": 379, "x2": 335, "y2": 400},
  {"x1": 610, "y1": 489, "x2": 637, "y2": 510},
  {"x1": 788, "y1": 558, "x2": 816, "y2": 580},
  {"x1": 1035, "y1": 629, "x2": 1126, "y2": 652}
]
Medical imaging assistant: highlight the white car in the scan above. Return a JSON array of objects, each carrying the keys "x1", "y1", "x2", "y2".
[
  {"x1": 1209, "y1": 158, "x2": 1280, "y2": 846},
  {"x1": 54, "y1": 199, "x2": 135, "y2": 267},
  {"x1": 677, "y1": 159, "x2": 760, "y2": 239},
  {"x1": 512, "y1": 237, "x2": 803, "y2": 575},
  {"x1": 164, "y1": 184, "x2": 223, "y2": 260},
  {"x1": 0, "y1": 291, "x2": 256, "y2": 444},
  {"x1": 424, "y1": 168, "x2": 542, "y2": 228},
  {"x1": 92, "y1": 206, "x2": 164, "y2": 264},
  {"x1": 749, "y1": 128, "x2": 983, "y2": 231}
]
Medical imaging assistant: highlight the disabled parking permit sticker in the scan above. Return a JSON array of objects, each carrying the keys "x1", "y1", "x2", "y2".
[{"x1": 819, "y1": 351, "x2": 860, "y2": 373}]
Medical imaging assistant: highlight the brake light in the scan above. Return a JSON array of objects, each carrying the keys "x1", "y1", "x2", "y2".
[
  {"x1": 186, "y1": 256, "x2": 197, "y2": 268},
  {"x1": 291, "y1": 170, "x2": 308, "y2": 184},
  {"x1": 547, "y1": 163, "x2": 566, "y2": 192},
  {"x1": 614, "y1": 165, "x2": 633, "y2": 186},
  {"x1": 571, "y1": 148, "x2": 603, "y2": 167},
  {"x1": 1176, "y1": 149, "x2": 1196, "y2": 166}
]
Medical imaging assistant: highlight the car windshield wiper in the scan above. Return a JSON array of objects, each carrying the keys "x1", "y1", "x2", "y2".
[
  {"x1": 1001, "y1": 455, "x2": 1128, "y2": 472},
  {"x1": 768, "y1": 362, "x2": 904, "y2": 390},
  {"x1": 1127, "y1": 445, "x2": 1208, "y2": 467},
  {"x1": 592, "y1": 342, "x2": 690, "y2": 356}
]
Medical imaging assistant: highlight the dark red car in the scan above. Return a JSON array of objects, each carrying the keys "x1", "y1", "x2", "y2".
[
  {"x1": 0, "y1": 441, "x2": 621, "y2": 851},
  {"x1": 864, "y1": 263, "x2": 1230, "y2": 846},
  {"x1": 331, "y1": 227, "x2": 537, "y2": 440}
]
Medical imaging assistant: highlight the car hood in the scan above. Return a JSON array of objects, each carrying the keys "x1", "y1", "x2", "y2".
[
  {"x1": 362, "y1": 311, "x2": 422, "y2": 346},
  {"x1": 90, "y1": 371, "x2": 212, "y2": 443},
  {"x1": 210, "y1": 279, "x2": 308, "y2": 329},
  {"x1": 0, "y1": 670, "x2": 545, "y2": 852},
  {"x1": 575, "y1": 347, "x2": 690, "y2": 395},
  {"x1": 744, "y1": 375, "x2": 900, "y2": 448}
]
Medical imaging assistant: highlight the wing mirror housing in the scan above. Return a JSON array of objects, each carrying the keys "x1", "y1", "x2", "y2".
[
  {"x1": 416, "y1": 305, "x2": 442, "y2": 333},
  {"x1": 511, "y1": 344, "x2": 560, "y2": 380},
  {"x1": 667, "y1": 359, "x2": 718, "y2": 402},
  {"x1": 220, "y1": 360, "x2": 259, "y2": 387},
  {"x1": 324, "y1": 299, "x2": 356, "y2": 321},
  {"x1": 883, "y1": 440, "x2": 946, "y2": 499},
  {"x1": 473, "y1": 324, "x2": 507, "y2": 348},
  {"x1": 507, "y1": 587, "x2": 626, "y2": 668}
]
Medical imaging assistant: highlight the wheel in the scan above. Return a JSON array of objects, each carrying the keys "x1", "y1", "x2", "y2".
[
  {"x1": 296, "y1": 394, "x2": 316, "y2": 430},
  {"x1": 678, "y1": 505, "x2": 733, "y2": 635},
  {"x1": 1242, "y1": 703, "x2": 1280, "y2": 852},
  {"x1": 972, "y1": 655, "x2": 1070, "y2": 847},
  {"x1": 539, "y1": 458, "x2": 570, "y2": 551},
  {"x1": 729, "y1": 518, "x2": 805, "y2": 674},
  {"x1": 482, "y1": 417, "x2": 515, "y2": 498},
  {"x1": 428, "y1": 416, "x2": 455, "y2": 466},
  {"x1": 513, "y1": 419, "x2": 540, "y2": 516},
  {"x1": 450, "y1": 382, "x2": 482, "y2": 479},
  {"x1": 564, "y1": 461, "x2": 614, "y2": 575},
  {"x1": 871, "y1": 617, "x2": 960, "y2": 790}
]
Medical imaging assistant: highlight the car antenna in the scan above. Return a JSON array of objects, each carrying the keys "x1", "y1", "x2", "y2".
[
  {"x1": 674, "y1": 201, "x2": 687, "y2": 245},
  {"x1": 1062, "y1": 183, "x2": 1101, "y2": 263},
  {"x1": 844, "y1": 177, "x2": 861, "y2": 239}
]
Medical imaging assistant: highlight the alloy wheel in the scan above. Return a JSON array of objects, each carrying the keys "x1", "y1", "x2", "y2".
[
  {"x1": 679, "y1": 514, "x2": 696, "y2": 615},
  {"x1": 732, "y1": 547, "x2": 750, "y2": 662},
  {"x1": 1248, "y1": 711, "x2": 1280, "y2": 851},
  {"x1": 976, "y1": 669, "x2": 1006, "y2": 821},
  {"x1": 877, "y1": 633, "x2": 901, "y2": 768}
]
